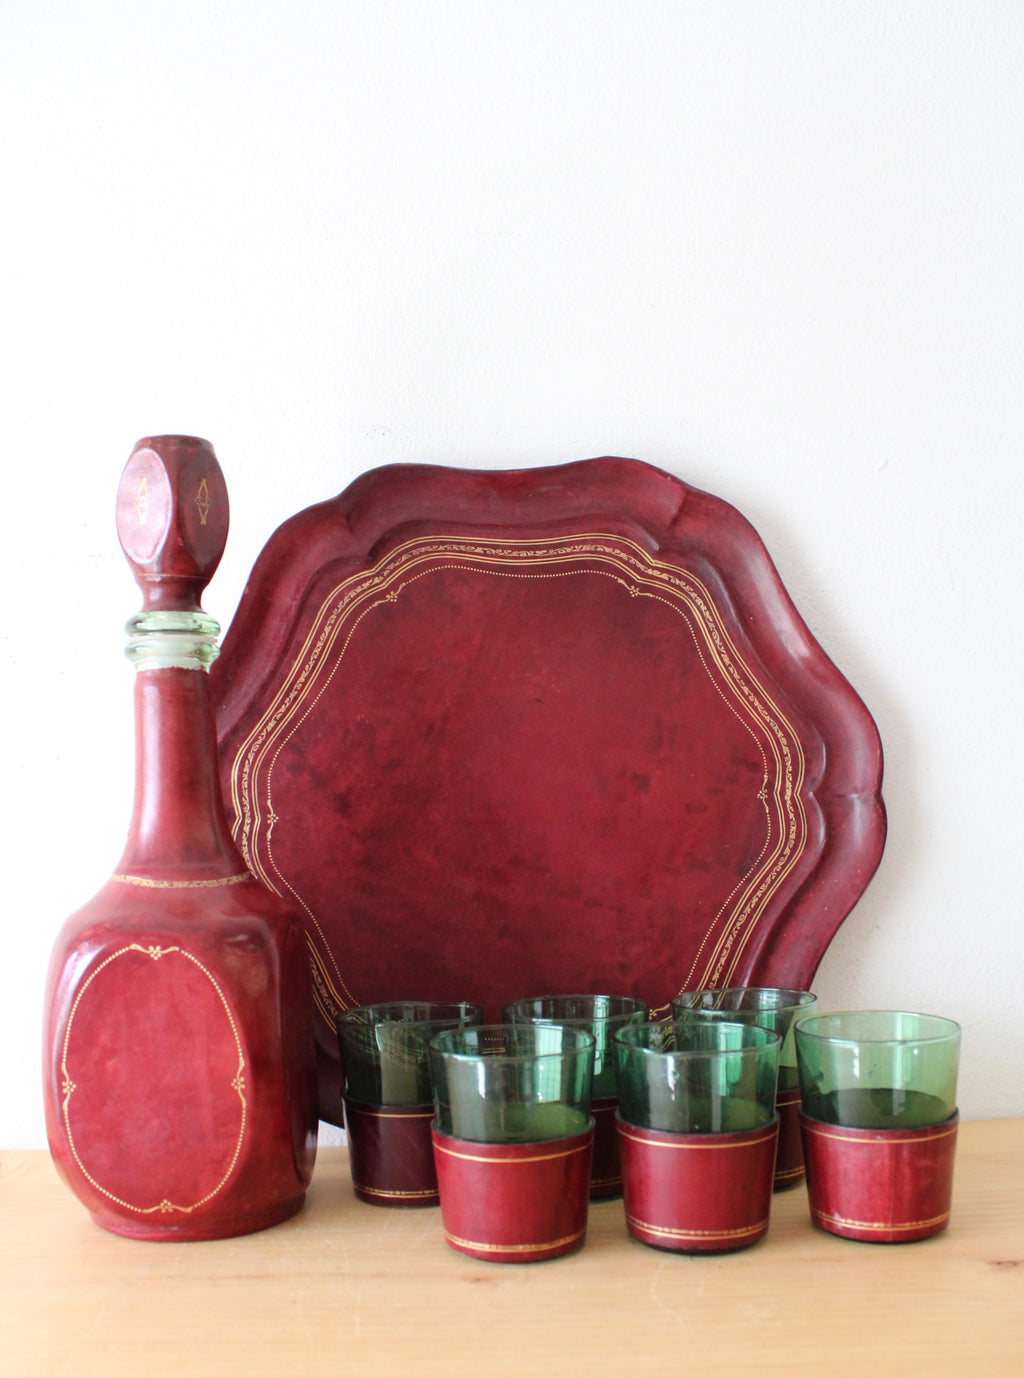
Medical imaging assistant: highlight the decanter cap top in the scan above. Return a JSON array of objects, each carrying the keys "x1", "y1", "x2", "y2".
[{"x1": 116, "y1": 435, "x2": 229, "y2": 612}]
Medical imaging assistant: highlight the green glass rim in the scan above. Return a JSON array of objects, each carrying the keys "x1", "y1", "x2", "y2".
[
  {"x1": 429, "y1": 1023, "x2": 596, "y2": 1064},
  {"x1": 794, "y1": 1010, "x2": 961, "y2": 1048},
  {"x1": 336, "y1": 1000, "x2": 482, "y2": 1032},
  {"x1": 616, "y1": 1018, "x2": 781, "y2": 1057},
  {"x1": 673, "y1": 986, "x2": 816, "y2": 1013},
  {"x1": 503, "y1": 994, "x2": 648, "y2": 1022}
]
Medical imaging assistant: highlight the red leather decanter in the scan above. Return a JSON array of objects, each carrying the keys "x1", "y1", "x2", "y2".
[{"x1": 42, "y1": 436, "x2": 318, "y2": 1240}]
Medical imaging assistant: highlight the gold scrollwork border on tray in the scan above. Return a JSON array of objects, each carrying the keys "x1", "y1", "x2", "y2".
[{"x1": 227, "y1": 533, "x2": 808, "y2": 1027}]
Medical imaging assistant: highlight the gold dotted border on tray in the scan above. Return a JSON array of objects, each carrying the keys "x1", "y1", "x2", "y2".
[{"x1": 227, "y1": 533, "x2": 807, "y2": 1025}]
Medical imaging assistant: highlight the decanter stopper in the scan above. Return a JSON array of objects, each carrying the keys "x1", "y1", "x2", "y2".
[{"x1": 116, "y1": 434, "x2": 229, "y2": 610}]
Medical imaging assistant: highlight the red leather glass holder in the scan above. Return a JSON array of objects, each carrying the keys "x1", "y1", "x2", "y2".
[
  {"x1": 342, "y1": 1096, "x2": 439, "y2": 1207},
  {"x1": 773, "y1": 1083, "x2": 806, "y2": 1189},
  {"x1": 800, "y1": 1110, "x2": 959, "y2": 1243},
  {"x1": 589, "y1": 1095, "x2": 624, "y2": 1198},
  {"x1": 431, "y1": 1122, "x2": 594, "y2": 1263},
  {"x1": 617, "y1": 1114, "x2": 779, "y2": 1253}
]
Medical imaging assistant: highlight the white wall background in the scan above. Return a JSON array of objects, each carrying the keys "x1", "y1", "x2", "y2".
[{"x1": 2, "y1": 3, "x2": 1021, "y2": 1148}]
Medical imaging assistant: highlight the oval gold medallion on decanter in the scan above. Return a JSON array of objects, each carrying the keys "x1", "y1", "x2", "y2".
[{"x1": 42, "y1": 436, "x2": 318, "y2": 1240}]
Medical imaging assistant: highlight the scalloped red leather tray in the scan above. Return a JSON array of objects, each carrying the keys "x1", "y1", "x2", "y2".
[{"x1": 212, "y1": 458, "x2": 885, "y2": 1123}]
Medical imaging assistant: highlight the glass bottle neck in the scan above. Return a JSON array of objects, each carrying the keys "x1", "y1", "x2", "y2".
[{"x1": 125, "y1": 609, "x2": 221, "y2": 671}]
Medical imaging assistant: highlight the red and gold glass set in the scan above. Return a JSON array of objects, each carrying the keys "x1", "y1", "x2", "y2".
[{"x1": 41, "y1": 434, "x2": 910, "y2": 1257}]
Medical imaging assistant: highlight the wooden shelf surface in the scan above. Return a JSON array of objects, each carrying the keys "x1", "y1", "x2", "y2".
[{"x1": 2, "y1": 1118, "x2": 1021, "y2": 1377}]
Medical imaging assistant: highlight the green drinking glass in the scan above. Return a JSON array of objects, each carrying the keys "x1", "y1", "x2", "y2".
[
  {"x1": 428, "y1": 1023, "x2": 595, "y2": 1144},
  {"x1": 794, "y1": 1010, "x2": 961, "y2": 1129},
  {"x1": 671, "y1": 987, "x2": 816, "y2": 1094},
  {"x1": 337, "y1": 1000, "x2": 483, "y2": 1106},
  {"x1": 502, "y1": 995, "x2": 648, "y2": 1099},
  {"x1": 503, "y1": 994, "x2": 649, "y2": 1198},
  {"x1": 335, "y1": 1001, "x2": 483, "y2": 1207},
  {"x1": 672, "y1": 987, "x2": 818, "y2": 1187},
  {"x1": 614, "y1": 1019, "x2": 780, "y2": 1134}
]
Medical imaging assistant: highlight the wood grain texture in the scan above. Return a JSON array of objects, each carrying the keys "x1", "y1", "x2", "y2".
[{"x1": 2, "y1": 1119, "x2": 1020, "y2": 1377}]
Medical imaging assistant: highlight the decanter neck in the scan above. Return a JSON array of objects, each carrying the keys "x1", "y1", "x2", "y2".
[{"x1": 118, "y1": 661, "x2": 243, "y2": 879}]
